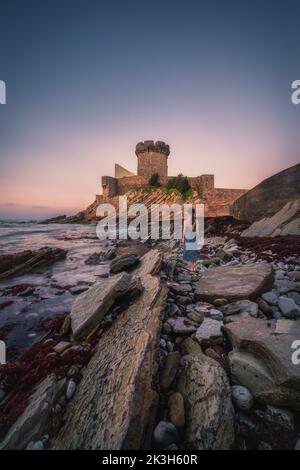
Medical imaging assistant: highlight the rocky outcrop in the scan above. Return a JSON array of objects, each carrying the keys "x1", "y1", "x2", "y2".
[
  {"x1": 0, "y1": 247, "x2": 66, "y2": 280},
  {"x1": 231, "y1": 163, "x2": 300, "y2": 222},
  {"x1": 195, "y1": 264, "x2": 274, "y2": 302},
  {"x1": 70, "y1": 272, "x2": 142, "y2": 340},
  {"x1": 177, "y1": 339, "x2": 235, "y2": 450},
  {"x1": 51, "y1": 250, "x2": 168, "y2": 450},
  {"x1": 241, "y1": 199, "x2": 300, "y2": 237},
  {"x1": 224, "y1": 317, "x2": 300, "y2": 410},
  {"x1": 39, "y1": 212, "x2": 86, "y2": 224}
]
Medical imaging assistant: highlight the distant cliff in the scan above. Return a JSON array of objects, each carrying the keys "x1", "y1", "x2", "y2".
[{"x1": 231, "y1": 163, "x2": 300, "y2": 222}]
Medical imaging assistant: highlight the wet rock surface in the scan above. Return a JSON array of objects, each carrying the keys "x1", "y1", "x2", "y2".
[
  {"x1": 51, "y1": 250, "x2": 168, "y2": 450},
  {"x1": 1, "y1": 218, "x2": 300, "y2": 451},
  {"x1": 70, "y1": 272, "x2": 141, "y2": 340},
  {"x1": 0, "y1": 247, "x2": 67, "y2": 280}
]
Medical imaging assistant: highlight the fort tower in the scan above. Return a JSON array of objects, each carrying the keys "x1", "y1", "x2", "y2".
[{"x1": 135, "y1": 140, "x2": 170, "y2": 178}]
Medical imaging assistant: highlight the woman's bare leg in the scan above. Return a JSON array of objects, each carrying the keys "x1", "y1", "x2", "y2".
[{"x1": 188, "y1": 261, "x2": 197, "y2": 272}]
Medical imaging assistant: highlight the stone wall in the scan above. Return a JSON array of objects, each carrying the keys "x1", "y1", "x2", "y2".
[
  {"x1": 231, "y1": 163, "x2": 300, "y2": 222},
  {"x1": 102, "y1": 176, "x2": 117, "y2": 200},
  {"x1": 205, "y1": 188, "x2": 247, "y2": 217},
  {"x1": 137, "y1": 152, "x2": 168, "y2": 178},
  {"x1": 189, "y1": 175, "x2": 215, "y2": 194}
]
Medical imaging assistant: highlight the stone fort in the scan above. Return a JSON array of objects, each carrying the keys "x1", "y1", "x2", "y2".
[{"x1": 100, "y1": 140, "x2": 247, "y2": 216}]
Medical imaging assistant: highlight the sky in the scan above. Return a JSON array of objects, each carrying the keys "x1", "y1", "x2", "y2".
[{"x1": 0, "y1": 0, "x2": 299, "y2": 219}]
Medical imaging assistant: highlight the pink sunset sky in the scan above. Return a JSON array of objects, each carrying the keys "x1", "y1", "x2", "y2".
[{"x1": 0, "y1": 1, "x2": 299, "y2": 219}]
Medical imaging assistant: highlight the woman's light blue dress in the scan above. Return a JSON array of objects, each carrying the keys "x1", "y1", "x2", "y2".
[{"x1": 183, "y1": 227, "x2": 199, "y2": 262}]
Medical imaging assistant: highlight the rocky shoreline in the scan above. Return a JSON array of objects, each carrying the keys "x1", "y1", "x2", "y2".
[{"x1": 0, "y1": 220, "x2": 300, "y2": 450}]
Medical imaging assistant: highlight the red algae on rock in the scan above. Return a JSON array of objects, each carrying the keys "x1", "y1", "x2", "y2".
[
  {"x1": 0, "y1": 314, "x2": 96, "y2": 441},
  {"x1": 233, "y1": 234, "x2": 300, "y2": 261}
]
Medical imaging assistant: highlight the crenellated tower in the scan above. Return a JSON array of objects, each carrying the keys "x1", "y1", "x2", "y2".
[{"x1": 135, "y1": 140, "x2": 170, "y2": 178}]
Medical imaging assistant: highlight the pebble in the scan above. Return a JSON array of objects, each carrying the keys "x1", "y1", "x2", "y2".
[
  {"x1": 162, "y1": 322, "x2": 173, "y2": 335},
  {"x1": 53, "y1": 341, "x2": 71, "y2": 354},
  {"x1": 167, "y1": 303, "x2": 179, "y2": 316},
  {"x1": 195, "y1": 318, "x2": 223, "y2": 345},
  {"x1": 67, "y1": 365, "x2": 81, "y2": 378},
  {"x1": 231, "y1": 385, "x2": 254, "y2": 411},
  {"x1": 167, "y1": 317, "x2": 197, "y2": 334},
  {"x1": 66, "y1": 379, "x2": 76, "y2": 400},
  {"x1": 257, "y1": 299, "x2": 273, "y2": 316},
  {"x1": 288, "y1": 291, "x2": 300, "y2": 305},
  {"x1": 160, "y1": 351, "x2": 181, "y2": 391},
  {"x1": 208, "y1": 308, "x2": 224, "y2": 321},
  {"x1": 213, "y1": 298, "x2": 228, "y2": 307},
  {"x1": 168, "y1": 392, "x2": 185, "y2": 428},
  {"x1": 278, "y1": 296, "x2": 300, "y2": 319},
  {"x1": 26, "y1": 440, "x2": 44, "y2": 450},
  {"x1": 153, "y1": 421, "x2": 178, "y2": 449},
  {"x1": 262, "y1": 291, "x2": 278, "y2": 306},
  {"x1": 255, "y1": 405, "x2": 294, "y2": 431},
  {"x1": 186, "y1": 310, "x2": 204, "y2": 325},
  {"x1": 288, "y1": 271, "x2": 300, "y2": 282}
]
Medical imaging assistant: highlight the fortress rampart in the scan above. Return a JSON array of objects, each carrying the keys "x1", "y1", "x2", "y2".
[{"x1": 100, "y1": 140, "x2": 248, "y2": 216}]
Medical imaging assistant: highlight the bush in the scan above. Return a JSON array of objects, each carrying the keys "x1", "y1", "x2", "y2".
[
  {"x1": 148, "y1": 173, "x2": 161, "y2": 187},
  {"x1": 166, "y1": 174, "x2": 191, "y2": 196}
]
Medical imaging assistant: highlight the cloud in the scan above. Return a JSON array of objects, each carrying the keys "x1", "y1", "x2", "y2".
[{"x1": 1, "y1": 202, "x2": 19, "y2": 207}]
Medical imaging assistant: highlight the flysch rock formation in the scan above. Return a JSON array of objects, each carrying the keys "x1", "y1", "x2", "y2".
[
  {"x1": 51, "y1": 250, "x2": 168, "y2": 450},
  {"x1": 241, "y1": 199, "x2": 300, "y2": 237},
  {"x1": 195, "y1": 263, "x2": 274, "y2": 302},
  {"x1": 224, "y1": 317, "x2": 300, "y2": 410}
]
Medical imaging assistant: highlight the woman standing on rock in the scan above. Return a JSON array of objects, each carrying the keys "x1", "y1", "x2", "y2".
[{"x1": 182, "y1": 209, "x2": 199, "y2": 272}]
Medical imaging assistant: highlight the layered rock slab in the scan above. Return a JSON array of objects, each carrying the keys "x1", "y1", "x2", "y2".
[
  {"x1": 224, "y1": 317, "x2": 300, "y2": 410},
  {"x1": 177, "y1": 339, "x2": 235, "y2": 450},
  {"x1": 195, "y1": 263, "x2": 274, "y2": 302},
  {"x1": 0, "y1": 375, "x2": 62, "y2": 450},
  {"x1": 51, "y1": 250, "x2": 168, "y2": 450},
  {"x1": 71, "y1": 272, "x2": 135, "y2": 340}
]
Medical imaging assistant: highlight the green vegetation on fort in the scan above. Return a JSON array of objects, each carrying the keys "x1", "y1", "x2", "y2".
[
  {"x1": 166, "y1": 174, "x2": 191, "y2": 199},
  {"x1": 148, "y1": 173, "x2": 161, "y2": 188}
]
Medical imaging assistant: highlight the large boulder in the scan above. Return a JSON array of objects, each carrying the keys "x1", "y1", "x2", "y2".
[
  {"x1": 195, "y1": 264, "x2": 274, "y2": 302},
  {"x1": 70, "y1": 272, "x2": 140, "y2": 340},
  {"x1": 241, "y1": 200, "x2": 300, "y2": 237},
  {"x1": 51, "y1": 250, "x2": 168, "y2": 450},
  {"x1": 177, "y1": 339, "x2": 235, "y2": 449},
  {"x1": 223, "y1": 317, "x2": 300, "y2": 410}
]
